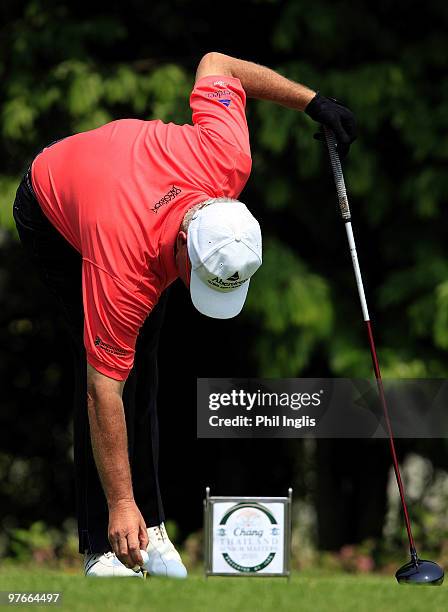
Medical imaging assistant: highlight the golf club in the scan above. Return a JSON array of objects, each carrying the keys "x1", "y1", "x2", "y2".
[{"x1": 323, "y1": 126, "x2": 444, "y2": 586}]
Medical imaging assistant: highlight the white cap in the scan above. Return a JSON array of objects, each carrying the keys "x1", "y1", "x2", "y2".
[{"x1": 187, "y1": 199, "x2": 262, "y2": 319}]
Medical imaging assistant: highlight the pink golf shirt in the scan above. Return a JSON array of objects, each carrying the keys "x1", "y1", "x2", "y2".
[{"x1": 31, "y1": 75, "x2": 251, "y2": 380}]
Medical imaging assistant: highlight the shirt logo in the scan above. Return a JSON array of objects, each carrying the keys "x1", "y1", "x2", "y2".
[
  {"x1": 213, "y1": 80, "x2": 228, "y2": 87},
  {"x1": 218, "y1": 99, "x2": 232, "y2": 107},
  {"x1": 152, "y1": 185, "x2": 182, "y2": 213},
  {"x1": 94, "y1": 336, "x2": 127, "y2": 357}
]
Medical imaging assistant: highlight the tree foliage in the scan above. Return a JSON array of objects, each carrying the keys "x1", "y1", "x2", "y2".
[
  {"x1": 1, "y1": 1, "x2": 447, "y2": 378},
  {"x1": 1, "y1": 0, "x2": 448, "y2": 548}
]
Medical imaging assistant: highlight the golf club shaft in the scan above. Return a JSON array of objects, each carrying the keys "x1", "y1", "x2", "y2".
[{"x1": 323, "y1": 127, "x2": 417, "y2": 561}]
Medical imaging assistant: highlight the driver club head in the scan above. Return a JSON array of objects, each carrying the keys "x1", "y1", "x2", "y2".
[{"x1": 396, "y1": 559, "x2": 444, "y2": 585}]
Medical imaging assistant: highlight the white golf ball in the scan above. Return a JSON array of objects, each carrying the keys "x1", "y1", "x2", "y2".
[{"x1": 140, "y1": 550, "x2": 149, "y2": 567}]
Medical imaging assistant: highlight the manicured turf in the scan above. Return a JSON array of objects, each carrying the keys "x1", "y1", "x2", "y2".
[{"x1": 0, "y1": 566, "x2": 446, "y2": 611}]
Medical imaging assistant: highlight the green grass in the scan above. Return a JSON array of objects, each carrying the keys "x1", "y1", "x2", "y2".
[{"x1": 0, "y1": 567, "x2": 446, "y2": 612}]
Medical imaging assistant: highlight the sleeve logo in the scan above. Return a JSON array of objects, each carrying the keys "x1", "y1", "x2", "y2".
[
  {"x1": 206, "y1": 90, "x2": 234, "y2": 99},
  {"x1": 94, "y1": 335, "x2": 127, "y2": 357}
]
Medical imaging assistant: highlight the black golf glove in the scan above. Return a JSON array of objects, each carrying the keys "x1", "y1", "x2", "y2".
[{"x1": 305, "y1": 92, "x2": 357, "y2": 158}]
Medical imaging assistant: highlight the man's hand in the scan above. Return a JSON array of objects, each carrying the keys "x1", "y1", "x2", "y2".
[
  {"x1": 305, "y1": 93, "x2": 357, "y2": 158},
  {"x1": 108, "y1": 499, "x2": 149, "y2": 569}
]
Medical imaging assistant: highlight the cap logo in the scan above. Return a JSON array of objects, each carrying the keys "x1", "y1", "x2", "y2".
[
  {"x1": 207, "y1": 274, "x2": 246, "y2": 290},
  {"x1": 227, "y1": 272, "x2": 240, "y2": 281}
]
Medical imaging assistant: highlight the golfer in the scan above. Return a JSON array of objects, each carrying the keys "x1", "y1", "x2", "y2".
[{"x1": 12, "y1": 52, "x2": 356, "y2": 577}]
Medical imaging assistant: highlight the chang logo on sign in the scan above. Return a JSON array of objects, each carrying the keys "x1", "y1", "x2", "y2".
[{"x1": 215, "y1": 502, "x2": 281, "y2": 572}]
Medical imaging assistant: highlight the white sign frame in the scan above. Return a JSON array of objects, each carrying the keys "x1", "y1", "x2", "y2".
[{"x1": 203, "y1": 487, "x2": 292, "y2": 578}]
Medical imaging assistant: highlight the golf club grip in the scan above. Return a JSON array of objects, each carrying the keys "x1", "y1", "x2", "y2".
[{"x1": 322, "y1": 127, "x2": 351, "y2": 220}]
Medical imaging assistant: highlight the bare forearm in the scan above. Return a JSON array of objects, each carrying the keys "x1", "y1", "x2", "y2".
[
  {"x1": 197, "y1": 52, "x2": 316, "y2": 111},
  {"x1": 87, "y1": 391, "x2": 133, "y2": 508}
]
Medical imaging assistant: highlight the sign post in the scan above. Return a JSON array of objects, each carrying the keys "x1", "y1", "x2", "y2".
[{"x1": 204, "y1": 488, "x2": 292, "y2": 578}]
